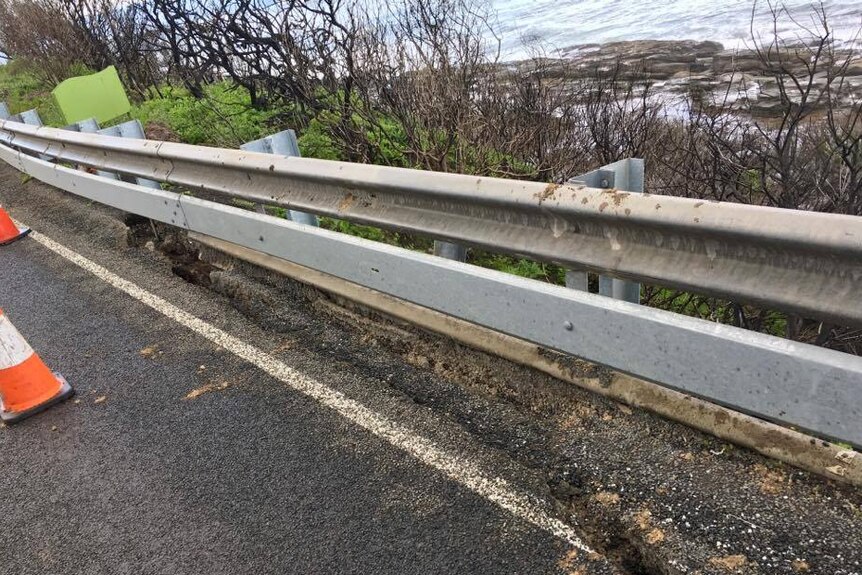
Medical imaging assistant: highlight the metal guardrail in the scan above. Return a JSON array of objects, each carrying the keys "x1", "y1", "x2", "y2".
[
  {"x1": 1, "y1": 117, "x2": 861, "y2": 447},
  {"x1": 1, "y1": 120, "x2": 860, "y2": 329}
]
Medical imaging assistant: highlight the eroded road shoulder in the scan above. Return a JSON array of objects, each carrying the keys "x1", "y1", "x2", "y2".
[{"x1": 1, "y1": 164, "x2": 861, "y2": 574}]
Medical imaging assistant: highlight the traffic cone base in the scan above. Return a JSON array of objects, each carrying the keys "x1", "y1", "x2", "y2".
[
  {"x1": 1, "y1": 372, "x2": 73, "y2": 423},
  {"x1": 0, "y1": 207, "x2": 30, "y2": 245},
  {"x1": 0, "y1": 226, "x2": 31, "y2": 246}
]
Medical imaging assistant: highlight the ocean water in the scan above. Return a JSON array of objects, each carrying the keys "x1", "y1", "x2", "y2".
[{"x1": 488, "y1": 0, "x2": 862, "y2": 58}]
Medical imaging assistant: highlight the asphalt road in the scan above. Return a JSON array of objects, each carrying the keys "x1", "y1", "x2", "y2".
[
  {"x1": 0, "y1": 232, "x2": 593, "y2": 574},
  {"x1": 4, "y1": 163, "x2": 862, "y2": 575}
]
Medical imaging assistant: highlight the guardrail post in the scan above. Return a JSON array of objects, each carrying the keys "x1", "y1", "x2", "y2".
[
  {"x1": 568, "y1": 158, "x2": 644, "y2": 304},
  {"x1": 241, "y1": 130, "x2": 319, "y2": 226},
  {"x1": 0, "y1": 102, "x2": 9, "y2": 120},
  {"x1": 434, "y1": 241, "x2": 468, "y2": 261},
  {"x1": 98, "y1": 120, "x2": 161, "y2": 190},
  {"x1": 16, "y1": 109, "x2": 43, "y2": 127},
  {"x1": 66, "y1": 118, "x2": 101, "y2": 133},
  {"x1": 13, "y1": 109, "x2": 52, "y2": 161},
  {"x1": 63, "y1": 118, "x2": 119, "y2": 181},
  {"x1": 96, "y1": 119, "x2": 162, "y2": 237}
]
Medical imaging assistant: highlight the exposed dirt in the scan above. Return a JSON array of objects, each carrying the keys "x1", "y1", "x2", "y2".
[
  {"x1": 122, "y1": 218, "x2": 862, "y2": 574},
  {"x1": 3, "y1": 167, "x2": 862, "y2": 574},
  {"x1": 182, "y1": 232, "x2": 862, "y2": 575},
  {"x1": 536, "y1": 183, "x2": 561, "y2": 203},
  {"x1": 143, "y1": 121, "x2": 182, "y2": 143}
]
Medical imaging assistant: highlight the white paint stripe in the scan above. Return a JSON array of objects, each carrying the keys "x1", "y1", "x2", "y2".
[{"x1": 22, "y1": 226, "x2": 592, "y2": 552}]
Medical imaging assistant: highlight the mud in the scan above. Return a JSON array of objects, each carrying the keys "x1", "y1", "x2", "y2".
[{"x1": 2, "y1": 167, "x2": 861, "y2": 574}]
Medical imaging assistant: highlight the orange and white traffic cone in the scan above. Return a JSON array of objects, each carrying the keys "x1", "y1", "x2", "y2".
[
  {"x1": 0, "y1": 206, "x2": 30, "y2": 246},
  {"x1": 0, "y1": 309, "x2": 73, "y2": 423}
]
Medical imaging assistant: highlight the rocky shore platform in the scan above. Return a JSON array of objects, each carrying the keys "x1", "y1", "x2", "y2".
[{"x1": 508, "y1": 39, "x2": 862, "y2": 115}]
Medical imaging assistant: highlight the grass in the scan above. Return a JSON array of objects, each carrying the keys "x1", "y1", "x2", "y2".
[
  {"x1": 0, "y1": 64, "x2": 732, "y2": 304},
  {"x1": 0, "y1": 62, "x2": 603, "y2": 289},
  {"x1": 0, "y1": 62, "x2": 64, "y2": 125},
  {"x1": 129, "y1": 83, "x2": 275, "y2": 147},
  {"x1": 1, "y1": 63, "x2": 818, "y2": 338},
  {"x1": 469, "y1": 252, "x2": 566, "y2": 285}
]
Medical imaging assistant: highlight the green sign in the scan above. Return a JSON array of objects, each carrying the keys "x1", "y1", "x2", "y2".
[{"x1": 52, "y1": 66, "x2": 131, "y2": 125}]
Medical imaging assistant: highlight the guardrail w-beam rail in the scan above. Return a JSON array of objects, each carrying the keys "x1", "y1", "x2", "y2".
[{"x1": 1, "y1": 117, "x2": 860, "y2": 448}]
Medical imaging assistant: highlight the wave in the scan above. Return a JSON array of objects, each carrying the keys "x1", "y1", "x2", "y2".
[{"x1": 488, "y1": 0, "x2": 862, "y2": 58}]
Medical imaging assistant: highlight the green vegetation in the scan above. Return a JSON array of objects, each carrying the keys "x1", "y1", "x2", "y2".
[
  {"x1": 102, "y1": 78, "x2": 559, "y2": 283},
  {"x1": 0, "y1": 61, "x2": 840, "y2": 341},
  {"x1": 129, "y1": 83, "x2": 275, "y2": 147},
  {"x1": 469, "y1": 252, "x2": 566, "y2": 285},
  {"x1": 0, "y1": 61, "x2": 64, "y2": 125}
]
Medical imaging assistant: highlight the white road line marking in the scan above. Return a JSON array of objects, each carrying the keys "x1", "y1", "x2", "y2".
[{"x1": 23, "y1": 226, "x2": 592, "y2": 552}]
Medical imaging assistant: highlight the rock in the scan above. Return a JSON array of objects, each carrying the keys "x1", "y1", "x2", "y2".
[
  {"x1": 594, "y1": 491, "x2": 620, "y2": 506},
  {"x1": 616, "y1": 403, "x2": 633, "y2": 415},
  {"x1": 139, "y1": 345, "x2": 161, "y2": 358},
  {"x1": 184, "y1": 381, "x2": 230, "y2": 400},
  {"x1": 644, "y1": 52, "x2": 697, "y2": 65},
  {"x1": 634, "y1": 508, "x2": 652, "y2": 529},
  {"x1": 757, "y1": 84, "x2": 782, "y2": 100},
  {"x1": 600, "y1": 39, "x2": 724, "y2": 61},
  {"x1": 547, "y1": 40, "x2": 726, "y2": 81},
  {"x1": 750, "y1": 100, "x2": 787, "y2": 116},
  {"x1": 713, "y1": 49, "x2": 763, "y2": 74},
  {"x1": 504, "y1": 38, "x2": 862, "y2": 120},
  {"x1": 718, "y1": 72, "x2": 757, "y2": 85},
  {"x1": 826, "y1": 465, "x2": 847, "y2": 477},
  {"x1": 642, "y1": 61, "x2": 698, "y2": 79},
  {"x1": 709, "y1": 555, "x2": 748, "y2": 571},
  {"x1": 835, "y1": 449, "x2": 857, "y2": 464},
  {"x1": 845, "y1": 58, "x2": 862, "y2": 76},
  {"x1": 645, "y1": 528, "x2": 665, "y2": 545}
]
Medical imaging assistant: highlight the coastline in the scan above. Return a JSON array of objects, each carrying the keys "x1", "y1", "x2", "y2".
[{"x1": 504, "y1": 39, "x2": 862, "y2": 116}]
